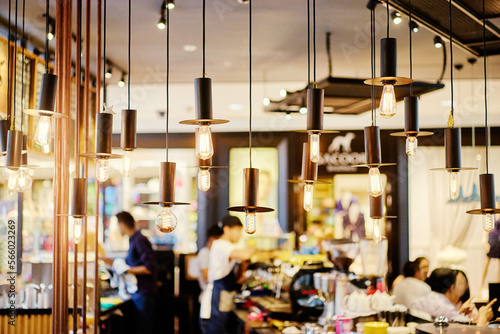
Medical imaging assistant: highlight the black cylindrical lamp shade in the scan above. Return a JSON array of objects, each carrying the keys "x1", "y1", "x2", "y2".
[
  {"x1": 195, "y1": 78, "x2": 213, "y2": 120},
  {"x1": 121, "y1": 109, "x2": 137, "y2": 150},
  {"x1": 38, "y1": 73, "x2": 58, "y2": 112},
  {"x1": 445, "y1": 127, "x2": 461, "y2": 170},
  {"x1": 96, "y1": 113, "x2": 113, "y2": 155},
  {"x1": 307, "y1": 88, "x2": 324, "y2": 131},
  {"x1": 5, "y1": 130, "x2": 23, "y2": 168},
  {"x1": 365, "y1": 126, "x2": 381, "y2": 165},
  {"x1": 480, "y1": 174, "x2": 496, "y2": 210},
  {"x1": 0, "y1": 119, "x2": 10, "y2": 153},
  {"x1": 244, "y1": 168, "x2": 259, "y2": 207},
  {"x1": 21, "y1": 135, "x2": 28, "y2": 166},
  {"x1": 381, "y1": 38, "x2": 397, "y2": 78},
  {"x1": 159, "y1": 162, "x2": 176, "y2": 204},
  {"x1": 405, "y1": 96, "x2": 419, "y2": 132},
  {"x1": 70, "y1": 178, "x2": 87, "y2": 217},
  {"x1": 370, "y1": 195, "x2": 384, "y2": 219},
  {"x1": 198, "y1": 157, "x2": 212, "y2": 168},
  {"x1": 301, "y1": 142, "x2": 318, "y2": 181}
]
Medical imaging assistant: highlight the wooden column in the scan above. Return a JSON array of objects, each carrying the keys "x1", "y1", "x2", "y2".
[{"x1": 53, "y1": 0, "x2": 72, "y2": 333}]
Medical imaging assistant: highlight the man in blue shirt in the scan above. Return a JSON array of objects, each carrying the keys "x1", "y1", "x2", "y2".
[{"x1": 116, "y1": 211, "x2": 157, "y2": 334}]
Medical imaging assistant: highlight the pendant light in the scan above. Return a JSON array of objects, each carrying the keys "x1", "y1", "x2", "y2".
[
  {"x1": 0, "y1": 0, "x2": 12, "y2": 155},
  {"x1": 143, "y1": 5, "x2": 189, "y2": 234},
  {"x1": 390, "y1": 0, "x2": 432, "y2": 155},
  {"x1": 430, "y1": 0, "x2": 475, "y2": 200},
  {"x1": 466, "y1": 0, "x2": 500, "y2": 232},
  {"x1": 180, "y1": 0, "x2": 228, "y2": 191},
  {"x1": 120, "y1": 0, "x2": 137, "y2": 178},
  {"x1": 369, "y1": 195, "x2": 396, "y2": 243},
  {"x1": 23, "y1": 0, "x2": 68, "y2": 145},
  {"x1": 364, "y1": 0, "x2": 413, "y2": 119},
  {"x1": 79, "y1": 0, "x2": 123, "y2": 181},
  {"x1": 295, "y1": 0, "x2": 338, "y2": 164},
  {"x1": 355, "y1": 2, "x2": 396, "y2": 198},
  {"x1": 227, "y1": 0, "x2": 274, "y2": 235},
  {"x1": 3, "y1": 0, "x2": 24, "y2": 195}
]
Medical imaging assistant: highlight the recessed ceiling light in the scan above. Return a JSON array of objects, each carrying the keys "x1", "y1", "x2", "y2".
[
  {"x1": 183, "y1": 45, "x2": 197, "y2": 52},
  {"x1": 280, "y1": 89, "x2": 287, "y2": 97},
  {"x1": 299, "y1": 107, "x2": 307, "y2": 114},
  {"x1": 229, "y1": 104, "x2": 244, "y2": 111},
  {"x1": 263, "y1": 97, "x2": 270, "y2": 106}
]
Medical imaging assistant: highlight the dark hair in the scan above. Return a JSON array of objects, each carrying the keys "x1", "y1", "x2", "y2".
[
  {"x1": 403, "y1": 261, "x2": 420, "y2": 278},
  {"x1": 207, "y1": 225, "x2": 223, "y2": 238},
  {"x1": 427, "y1": 268, "x2": 457, "y2": 294},
  {"x1": 455, "y1": 270, "x2": 470, "y2": 303},
  {"x1": 221, "y1": 215, "x2": 243, "y2": 229},
  {"x1": 414, "y1": 257, "x2": 428, "y2": 267},
  {"x1": 116, "y1": 211, "x2": 135, "y2": 229}
]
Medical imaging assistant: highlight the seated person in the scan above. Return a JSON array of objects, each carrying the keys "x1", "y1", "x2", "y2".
[
  {"x1": 392, "y1": 257, "x2": 429, "y2": 290},
  {"x1": 411, "y1": 268, "x2": 496, "y2": 326},
  {"x1": 393, "y1": 261, "x2": 431, "y2": 307}
]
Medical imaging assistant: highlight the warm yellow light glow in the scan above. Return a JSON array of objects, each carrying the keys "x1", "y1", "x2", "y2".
[
  {"x1": 122, "y1": 151, "x2": 132, "y2": 178},
  {"x1": 198, "y1": 168, "x2": 210, "y2": 191},
  {"x1": 379, "y1": 84, "x2": 397, "y2": 119},
  {"x1": 303, "y1": 183, "x2": 314, "y2": 211},
  {"x1": 245, "y1": 210, "x2": 257, "y2": 235},
  {"x1": 16, "y1": 168, "x2": 32, "y2": 193},
  {"x1": 368, "y1": 167, "x2": 384, "y2": 197},
  {"x1": 483, "y1": 213, "x2": 494, "y2": 232},
  {"x1": 309, "y1": 133, "x2": 320, "y2": 163},
  {"x1": 96, "y1": 158, "x2": 110, "y2": 182},
  {"x1": 35, "y1": 115, "x2": 52, "y2": 146},
  {"x1": 5, "y1": 168, "x2": 18, "y2": 194},
  {"x1": 156, "y1": 206, "x2": 177, "y2": 233},
  {"x1": 195, "y1": 125, "x2": 214, "y2": 160},
  {"x1": 406, "y1": 136, "x2": 417, "y2": 156},
  {"x1": 373, "y1": 218, "x2": 382, "y2": 243},
  {"x1": 449, "y1": 172, "x2": 459, "y2": 200},
  {"x1": 74, "y1": 218, "x2": 83, "y2": 244}
]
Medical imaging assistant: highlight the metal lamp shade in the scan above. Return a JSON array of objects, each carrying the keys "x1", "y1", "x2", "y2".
[
  {"x1": 143, "y1": 162, "x2": 189, "y2": 206},
  {"x1": 391, "y1": 96, "x2": 433, "y2": 137},
  {"x1": 0, "y1": 119, "x2": 10, "y2": 153},
  {"x1": 121, "y1": 109, "x2": 137, "y2": 150},
  {"x1": 80, "y1": 113, "x2": 122, "y2": 159},
  {"x1": 23, "y1": 73, "x2": 67, "y2": 118},
  {"x1": 307, "y1": 88, "x2": 324, "y2": 131},
  {"x1": 179, "y1": 78, "x2": 228, "y2": 125},
  {"x1": 369, "y1": 195, "x2": 397, "y2": 219},
  {"x1": 365, "y1": 125, "x2": 381, "y2": 165},
  {"x1": 467, "y1": 174, "x2": 500, "y2": 214},
  {"x1": 228, "y1": 168, "x2": 274, "y2": 213},
  {"x1": 70, "y1": 178, "x2": 87, "y2": 217},
  {"x1": 5, "y1": 130, "x2": 23, "y2": 169},
  {"x1": 430, "y1": 128, "x2": 475, "y2": 171},
  {"x1": 301, "y1": 142, "x2": 318, "y2": 181}
]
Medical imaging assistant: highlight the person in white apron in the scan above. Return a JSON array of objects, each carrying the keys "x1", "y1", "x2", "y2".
[{"x1": 200, "y1": 216, "x2": 256, "y2": 333}]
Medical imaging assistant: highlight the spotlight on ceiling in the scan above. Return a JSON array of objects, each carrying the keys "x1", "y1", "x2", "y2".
[
  {"x1": 410, "y1": 21, "x2": 419, "y2": 33},
  {"x1": 434, "y1": 36, "x2": 443, "y2": 49},
  {"x1": 365, "y1": 0, "x2": 380, "y2": 10},
  {"x1": 263, "y1": 97, "x2": 270, "y2": 106},
  {"x1": 105, "y1": 61, "x2": 113, "y2": 79},
  {"x1": 299, "y1": 107, "x2": 307, "y2": 115},
  {"x1": 118, "y1": 72, "x2": 126, "y2": 88},
  {"x1": 391, "y1": 11, "x2": 402, "y2": 25},
  {"x1": 157, "y1": 13, "x2": 166, "y2": 30},
  {"x1": 280, "y1": 89, "x2": 287, "y2": 97},
  {"x1": 44, "y1": 15, "x2": 56, "y2": 41},
  {"x1": 237, "y1": 0, "x2": 249, "y2": 4},
  {"x1": 165, "y1": 0, "x2": 175, "y2": 9}
]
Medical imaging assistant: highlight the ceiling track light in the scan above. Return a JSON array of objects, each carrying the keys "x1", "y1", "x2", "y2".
[
  {"x1": 410, "y1": 21, "x2": 419, "y2": 33},
  {"x1": 391, "y1": 11, "x2": 402, "y2": 24},
  {"x1": 118, "y1": 72, "x2": 126, "y2": 87},
  {"x1": 467, "y1": 0, "x2": 500, "y2": 232},
  {"x1": 105, "y1": 61, "x2": 113, "y2": 79},
  {"x1": 166, "y1": 0, "x2": 175, "y2": 9},
  {"x1": 157, "y1": 9, "x2": 166, "y2": 30},
  {"x1": 434, "y1": 36, "x2": 443, "y2": 48}
]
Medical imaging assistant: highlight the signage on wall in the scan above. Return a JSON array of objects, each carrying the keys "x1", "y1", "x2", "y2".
[{"x1": 319, "y1": 132, "x2": 366, "y2": 173}]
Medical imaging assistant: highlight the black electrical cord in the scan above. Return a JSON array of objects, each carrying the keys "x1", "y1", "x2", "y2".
[
  {"x1": 386, "y1": 0, "x2": 390, "y2": 38},
  {"x1": 45, "y1": 0, "x2": 49, "y2": 72},
  {"x1": 483, "y1": 0, "x2": 489, "y2": 173},
  {"x1": 13, "y1": 0, "x2": 18, "y2": 126},
  {"x1": 166, "y1": 6, "x2": 170, "y2": 162},
  {"x1": 249, "y1": 0, "x2": 252, "y2": 168},
  {"x1": 102, "y1": 0, "x2": 106, "y2": 108},
  {"x1": 307, "y1": 0, "x2": 310, "y2": 88},
  {"x1": 370, "y1": 4, "x2": 376, "y2": 126},
  {"x1": 7, "y1": 0, "x2": 11, "y2": 122},
  {"x1": 20, "y1": 0, "x2": 25, "y2": 132},
  {"x1": 449, "y1": 0, "x2": 454, "y2": 119},
  {"x1": 127, "y1": 0, "x2": 131, "y2": 110},
  {"x1": 203, "y1": 0, "x2": 206, "y2": 77},
  {"x1": 409, "y1": 0, "x2": 413, "y2": 96},
  {"x1": 313, "y1": 0, "x2": 316, "y2": 86}
]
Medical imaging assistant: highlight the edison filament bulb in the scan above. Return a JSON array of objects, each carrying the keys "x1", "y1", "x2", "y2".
[
  {"x1": 96, "y1": 157, "x2": 110, "y2": 182},
  {"x1": 35, "y1": 115, "x2": 52, "y2": 146},
  {"x1": 156, "y1": 206, "x2": 177, "y2": 233},
  {"x1": 16, "y1": 168, "x2": 33, "y2": 193},
  {"x1": 74, "y1": 218, "x2": 83, "y2": 244},
  {"x1": 309, "y1": 133, "x2": 320, "y2": 163},
  {"x1": 245, "y1": 210, "x2": 257, "y2": 235},
  {"x1": 123, "y1": 151, "x2": 132, "y2": 178},
  {"x1": 195, "y1": 124, "x2": 214, "y2": 160},
  {"x1": 5, "y1": 168, "x2": 18, "y2": 194},
  {"x1": 379, "y1": 82, "x2": 397, "y2": 119},
  {"x1": 368, "y1": 167, "x2": 384, "y2": 197},
  {"x1": 483, "y1": 213, "x2": 494, "y2": 232},
  {"x1": 303, "y1": 183, "x2": 314, "y2": 211},
  {"x1": 198, "y1": 168, "x2": 211, "y2": 192},
  {"x1": 406, "y1": 136, "x2": 417, "y2": 156},
  {"x1": 449, "y1": 171, "x2": 459, "y2": 200},
  {"x1": 373, "y1": 218, "x2": 382, "y2": 243}
]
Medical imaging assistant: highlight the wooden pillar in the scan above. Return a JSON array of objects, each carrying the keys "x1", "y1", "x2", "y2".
[{"x1": 53, "y1": 0, "x2": 72, "y2": 333}]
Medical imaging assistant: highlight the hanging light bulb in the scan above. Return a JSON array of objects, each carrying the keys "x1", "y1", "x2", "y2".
[
  {"x1": 368, "y1": 167, "x2": 384, "y2": 197},
  {"x1": 156, "y1": 206, "x2": 177, "y2": 233},
  {"x1": 195, "y1": 124, "x2": 214, "y2": 160},
  {"x1": 406, "y1": 136, "x2": 417, "y2": 156},
  {"x1": 34, "y1": 115, "x2": 52, "y2": 146},
  {"x1": 245, "y1": 209, "x2": 257, "y2": 235},
  {"x1": 74, "y1": 217, "x2": 83, "y2": 244},
  {"x1": 379, "y1": 82, "x2": 397, "y2": 118},
  {"x1": 198, "y1": 168, "x2": 210, "y2": 191},
  {"x1": 303, "y1": 183, "x2": 314, "y2": 211},
  {"x1": 373, "y1": 218, "x2": 382, "y2": 243},
  {"x1": 483, "y1": 213, "x2": 494, "y2": 232},
  {"x1": 449, "y1": 171, "x2": 459, "y2": 200},
  {"x1": 122, "y1": 151, "x2": 132, "y2": 178},
  {"x1": 5, "y1": 168, "x2": 18, "y2": 194},
  {"x1": 309, "y1": 133, "x2": 320, "y2": 163},
  {"x1": 42, "y1": 143, "x2": 51, "y2": 153},
  {"x1": 16, "y1": 168, "x2": 32, "y2": 193},
  {"x1": 96, "y1": 157, "x2": 110, "y2": 182}
]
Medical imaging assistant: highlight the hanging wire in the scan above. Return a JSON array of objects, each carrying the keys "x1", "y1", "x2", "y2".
[
  {"x1": 102, "y1": 0, "x2": 106, "y2": 109},
  {"x1": 307, "y1": 0, "x2": 310, "y2": 88},
  {"x1": 370, "y1": 2, "x2": 376, "y2": 126},
  {"x1": 409, "y1": 0, "x2": 413, "y2": 96},
  {"x1": 127, "y1": 0, "x2": 131, "y2": 110},
  {"x1": 249, "y1": 0, "x2": 252, "y2": 168},
  {"x1": 202, "y1": 0, "x2": 206, "y2": 77},
  {"x1": 483, "y1": 0, "x2": 489, "y2": 173},
  {"x1": 7, "y1": 0, "x2": 11, "y2": 122},
  {"x1": 45, "y1": 0, "x2": 49, "y2": 72},
  {"x1": 449, "y1": 0, "x2": 454, "y2": 119},
  {"x1": 13, "y1": 0, "x2": 18, "y2": 128},
  {"x1": 386, "y1": 0, "x2": 390, "y2": 38},
  {"x1": 166, "y1": 6, "x2": 170, "y2": 162},
  {"x1": 20, "y1": 0, "x2": 25, "y2": 132},
  {"x1": 313, "y1": 0, "x2": 316, "y2": 86}
]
